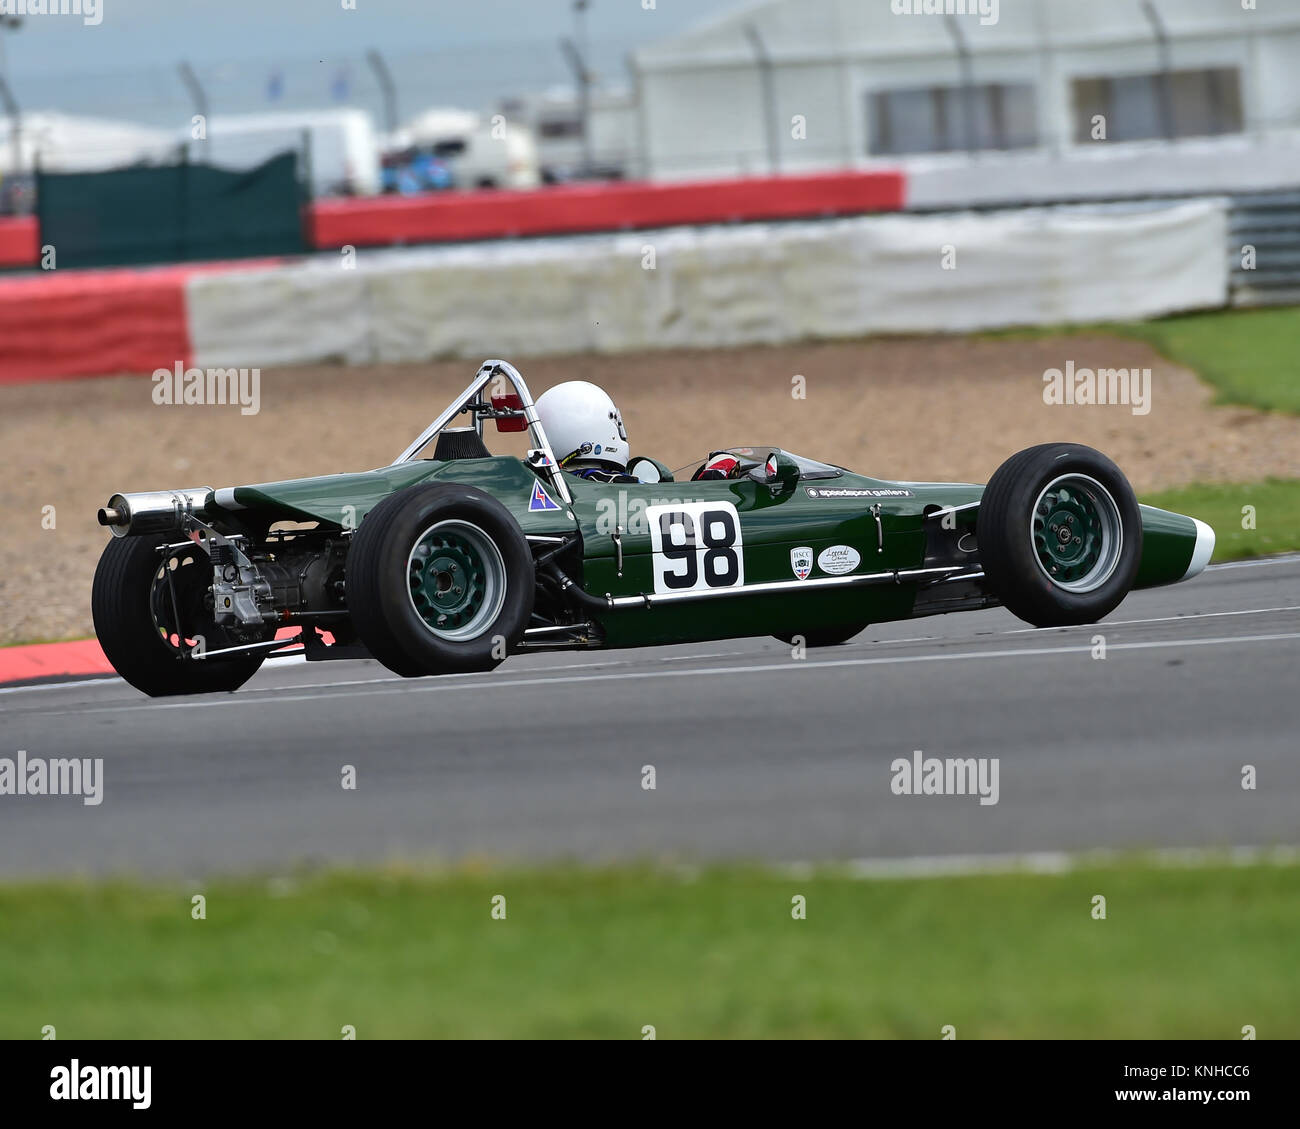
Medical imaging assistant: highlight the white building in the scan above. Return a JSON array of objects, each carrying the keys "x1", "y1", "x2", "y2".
[
  {"x1": 631, "y1": 0, "x2": 1300, "y2": 202},
  {"x1": 193, "y1": 109, "x2": 382, "y2": 197},
  {"x1": 0, "y1": 112, "x2": 175, "y2": 176},
  {"x1": 499, "y1": 86, "x2": 641, "y2": 181}
]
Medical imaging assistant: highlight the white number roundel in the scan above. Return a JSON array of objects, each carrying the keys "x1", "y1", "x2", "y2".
[{"x1": 646, "y1": 501, "x2": 744, "y2": 595}]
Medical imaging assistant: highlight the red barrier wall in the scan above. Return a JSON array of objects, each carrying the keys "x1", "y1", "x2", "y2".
[
  {"x1": 0, "y1": 215, "x2": 39, "y2": 268},
  {"x1": 308, "y1": 170, "x2": 906, "y2": 250},
  {"x1": 4, "y1": 172, "x2": 905, "y2": 267},
  {"x1": 0, "y1": 638, "x2": 114, "y2": 684},
  {"x1": 0, "y1": 258, "x2": 290, "y2": 383},
  {"x1": 0, "y1": 265, "x2": 194, "y2": 384}
]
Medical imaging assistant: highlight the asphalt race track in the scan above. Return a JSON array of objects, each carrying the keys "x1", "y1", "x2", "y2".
[{"x1": 2, "y1": 556, "x2": 1297, "y2": 878}]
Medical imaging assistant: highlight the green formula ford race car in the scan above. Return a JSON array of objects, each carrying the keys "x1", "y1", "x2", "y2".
[{"x1": 92, "y1": 359, "x2": 1215, "y2": 697}]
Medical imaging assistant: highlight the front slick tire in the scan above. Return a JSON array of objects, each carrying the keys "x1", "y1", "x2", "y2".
[
  {"x1": 347, "y1": 483, "x2": 534, "y2": 677},
  {"x1": 977, "y1": 443, "x2": 1141, "y2": 628}
]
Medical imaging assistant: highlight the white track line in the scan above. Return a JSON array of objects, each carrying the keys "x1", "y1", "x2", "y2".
[
  {"x1": 0, "y1": 676, "x2": 122, "y2": 696},
  {"x1": 863, "y1": 634, "x2": 938, "y2": 645},
  {"x1": 783, "y1": 844, "x2": 1300, "y2": 881},
  {"x1": 4, "y1": 554, "x2": 1296, "y2": 698},
  {"x1": 240, "y1": 648, "x2": 759, "y2": 695},
  {"x1": 1205, "y1": 553, "x2": 1300, "y2": 571},
  {"x1": 43, "y1": 630, "x2": 1300, "y2": 716},
  {"x1": 1002, "y1": 604, "x2": 1300, "y2": 634},
  {"x1": 0, "y1": 647, "x2": 761, "y2": 699}
]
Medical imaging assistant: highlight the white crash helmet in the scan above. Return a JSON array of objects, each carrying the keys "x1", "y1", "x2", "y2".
[{"x1": 535, "y1": 380, "x2": 629, "y2": 470}]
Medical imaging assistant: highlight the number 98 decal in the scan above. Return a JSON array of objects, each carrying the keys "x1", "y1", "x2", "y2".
[{"x1": 646, "y1": 501, "x2": 744, "y2": 595}]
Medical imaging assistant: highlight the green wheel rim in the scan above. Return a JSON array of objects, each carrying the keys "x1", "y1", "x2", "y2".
[
  {"x1": 1031, "y1": 474, "x2": 1123, "y2": 594},
  {"x1": 407, "y1": 520, "x2": 506, "y2": 641}
]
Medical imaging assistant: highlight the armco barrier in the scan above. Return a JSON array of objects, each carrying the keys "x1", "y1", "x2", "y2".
[
  {"x1": 0, "y1": 215, "x2": 39, "y2": 269},
  {"x1": 306, "y1": 171, "x2": 906, "y2": 249},
  {"x1": 188, "y1": 200, "x2": 1229, "y2": 370},
  {"x1": 0, "y1": 200, "x2": 1227, "y2": 383}
]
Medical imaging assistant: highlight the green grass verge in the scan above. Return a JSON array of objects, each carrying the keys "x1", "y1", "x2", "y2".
[
  {"x1": 988, "y1": 306, "x2": 1300, "y2": 415},
  {"x1": 1, "y1": 859, "x2": 1297, "y2": 1039},
  {"x1": 1109, "y1": 307, "x2": 1300, "y2": 415},
  {"x1": 996, "y1": 304, "x2": 1300, "y2": 562},
  {"x1": 1141, "y1": 479, "x2": 1300, "y2": 562}
]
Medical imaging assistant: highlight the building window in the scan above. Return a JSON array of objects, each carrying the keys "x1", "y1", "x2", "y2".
[
  {"x1": 868, "y1": 83, "x2": 1037, "y2": 156},
  {"x1": 538, "y1": 116, "x2": 585, "y2": 140},
  {"x1": 1071, "y1": 68, "x2": 1243, "y2": 142}
]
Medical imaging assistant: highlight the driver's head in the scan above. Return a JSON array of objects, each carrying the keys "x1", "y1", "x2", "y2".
[{"x1": 536, "y1": 381, "x2": 628, "y2": 471}]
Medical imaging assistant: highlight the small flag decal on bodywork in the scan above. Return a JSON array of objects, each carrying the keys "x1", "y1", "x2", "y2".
[{"x1": 528, "y1": 481, "x2": 562, "y2": 512}]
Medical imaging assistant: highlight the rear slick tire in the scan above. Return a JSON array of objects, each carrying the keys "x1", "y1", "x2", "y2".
[{"x1": 92, "y1": 536, "x2": 266, "y2": 697}]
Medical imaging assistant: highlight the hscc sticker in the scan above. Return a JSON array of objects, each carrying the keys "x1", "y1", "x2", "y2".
[
  {"x1": 790, "y1": 546, "x2": 813, "y2": 581},
  {"x1": 647, "y1": 501, "x2": 744, "y2": 594}
]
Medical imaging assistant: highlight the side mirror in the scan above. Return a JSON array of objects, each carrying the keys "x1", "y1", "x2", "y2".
[
  {"x1": 749, "y1": 450, "x2": 800, "y2": 495},
  {"x1": 627, "y1": 456, "x2": 674, "y2": 484}
]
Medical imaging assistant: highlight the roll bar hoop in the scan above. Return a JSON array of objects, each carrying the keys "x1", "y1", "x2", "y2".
[{"x1": 390, "y1": 359, "x2": 572, "y2": 505}]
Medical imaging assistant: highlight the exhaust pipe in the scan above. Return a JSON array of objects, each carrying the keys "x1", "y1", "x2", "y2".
[{"x1": 97, "y1": 488, "x2": 213, "y2": 539}]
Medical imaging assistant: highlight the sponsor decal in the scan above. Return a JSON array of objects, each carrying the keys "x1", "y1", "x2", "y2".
[
  {"x1": 817, "y1": 544, "x2": 861, "y2": 576},
  {"x1": 528, "y1": 481, "x2": 562, "y2": 512},
  {"x1": 790, "y1": 546, "x2": 813, "y2": 581},
  {"x1": 806, "y1": 487, "x2": 914, "y2": 499}
]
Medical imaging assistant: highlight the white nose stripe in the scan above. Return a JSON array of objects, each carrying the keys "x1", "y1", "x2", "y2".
[{"x1": 1182, "y1": 518, "x2": 1216, "y2": 579}]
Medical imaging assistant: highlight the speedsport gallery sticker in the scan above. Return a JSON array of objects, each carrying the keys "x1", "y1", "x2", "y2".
[{"x1": 806, "y1": 487, "x2": 914, "y2": 499}]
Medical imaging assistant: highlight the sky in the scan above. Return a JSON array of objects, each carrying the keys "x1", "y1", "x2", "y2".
[
  {"x1": 2, "y1": 0, "x2": 743, "y2": 76},
  {"x1": 0, "y1": 0, "x2": 748, "y2": 125}
]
